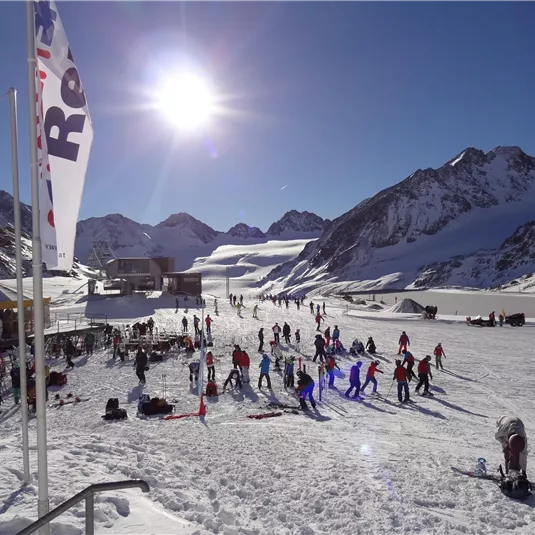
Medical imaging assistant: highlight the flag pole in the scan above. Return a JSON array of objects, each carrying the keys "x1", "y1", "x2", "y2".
[
  {"x1": 26, "y1": 1, "x2": 50, "y2": 531},
  {"x1": 9, "y1": 87, "x2": 31, "y2": 485}
]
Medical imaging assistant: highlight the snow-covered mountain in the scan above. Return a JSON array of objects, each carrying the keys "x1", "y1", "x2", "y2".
[
  {"x1": 261, "y1": 146, "x2": 535, "y2": 292},
  {"x1": 74, "y1": 210, "x2": 326, "y2": 271},
  {"x1": 266, "y1": 210, "x2": 330, "y2": 236}
]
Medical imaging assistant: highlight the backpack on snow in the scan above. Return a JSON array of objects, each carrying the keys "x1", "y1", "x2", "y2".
[
  {"x1": 105, "y1": 398, "x2": 119, "y2": 413},
  {"x1": 206, "y1": 382, "x2": 218, "y2": 397},
  {"x1": 102, "y1": 408, "x2": 127, "y2": 420},
  {"x1": 140, "y1": 397, "x2": 174, "y2": 416},
  {"x1": 49, "y1": 371, "x2": 67, "y2": 386}
]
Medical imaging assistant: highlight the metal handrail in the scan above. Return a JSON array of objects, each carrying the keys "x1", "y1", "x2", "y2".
[{"x1": 15, "y1": 479, "x2": 150, "y2": 535}]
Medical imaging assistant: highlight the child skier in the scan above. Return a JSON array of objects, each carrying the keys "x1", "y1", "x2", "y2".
[
  {"x1": 433, "y1": 343, "x2": 446, "y2": 370},
  {"x1": 345, "y1": 361, "x2": 362, "y2": 399},
  {"x1": 315, "y1": 313, "x2": 324, "y2": 331},
  {"x1": 393, "y1": 359, "x2": 410, "y2": 403},
  {"x1": 326, "y1": 355, "x2": 340, "y2": 388},
  {"x1": 284, "y1": 356, "x2": 296, "y2": 387},
  {"x1": 398, "y1": 331, "x2": 410, "y2": 354},
  {"x1": 361, "y1": 361, "x2": 383, "y2": 394}
]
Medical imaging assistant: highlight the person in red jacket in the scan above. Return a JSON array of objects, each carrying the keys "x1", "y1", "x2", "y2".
[
  {"x1": 205, "y1": 315, "x2": 213, "y2": 334},
  {"x1": 393, "y1": 360, "x2": 410, "y2": 403},
  {"x1": 326, "y1": 355, "x2": 340, "y2": 388},
  {"x1": 433, "y1": 343, "x2": 446, "y2": 370},
  {"x1": 361, "y1": 361, "x2": 383, "y2": 394},
  {"x1": 239, "y1": 350, "x2": 250, "y2": 383},
  {"x1": 315, "y1": 313, "x2": 324, "y2": 331},
  {"x1": 206, "y1": 351, "x2": 215, "y2": 381},
  {"x1": 398, "y1": 331, "x2": 410, "y2": 354},
  {"x1": 402, "y1": 350, "x2": 417, "y2": 381},
  {"x1": 415, "y1": 355, "x2": 433, "y2": 396}
]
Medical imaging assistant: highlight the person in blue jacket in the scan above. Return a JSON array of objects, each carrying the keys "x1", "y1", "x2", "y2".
[
  {"x1": 332, "y1": 325, "x2": 340, "y2": 342},
  {"x1": 258, "y1": 354, "x2": 272, "y2": 389},
  {"x1": 345, "y1": 361, "x2": 362, "y2": 399}
]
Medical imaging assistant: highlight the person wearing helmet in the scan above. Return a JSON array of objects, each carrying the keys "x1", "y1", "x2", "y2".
[
  {"x1": 495, "y1": 416, "x2": 531, "y2": 499},
  {"x1": 361, "y1": 361, "x2": 383, "y2": 394},
  {"x1": 398, "y1": 331, "x2": 410, "y2": 354},
  {"x1": 415, "y1": 355, "x2": 433, "y2": 396},
  {"x1": 433, "y1": 343, "x2": 446, "y2": 370},
  {"x1": 393, "y1": 359, "x2": 410, "y2": 403},
  {"x1": 345, "y1": 361, "x2": 363, "y2": 399}
]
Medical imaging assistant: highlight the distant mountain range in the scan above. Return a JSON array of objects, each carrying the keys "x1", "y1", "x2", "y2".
[{"x1": 262, "y1": 146, "x2": 535, "y2": 292}]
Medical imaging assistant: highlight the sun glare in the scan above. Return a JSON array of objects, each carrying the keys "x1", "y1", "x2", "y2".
[{"x1": 156, "y1": 73, "x2": 215, "y2": 132}]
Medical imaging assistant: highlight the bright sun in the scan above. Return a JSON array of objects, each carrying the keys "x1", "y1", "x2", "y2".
[{"x1": 156, "y1": 73, "x2": 215, "y2": 132}]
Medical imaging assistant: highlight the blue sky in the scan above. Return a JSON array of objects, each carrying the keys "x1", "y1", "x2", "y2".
[{"x1": 1, "y1": 2, "x2": 535, "y2": 232}]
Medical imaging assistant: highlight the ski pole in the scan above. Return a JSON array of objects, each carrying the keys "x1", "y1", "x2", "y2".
[{"x1": 384, "y1": 380, "x2": 394, "y2": 401}]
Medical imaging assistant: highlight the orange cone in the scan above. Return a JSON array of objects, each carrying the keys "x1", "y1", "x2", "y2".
[{"x1": 199, "y1": 394, "x2": 207, "y2": 417}]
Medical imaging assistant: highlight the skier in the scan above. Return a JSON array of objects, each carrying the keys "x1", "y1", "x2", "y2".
[
  {"x1": 206, "y1": 351, "x2": 215, "y2": 381},
  {"x1": 498, "y1": 313, "x2": 504, "y2": 327},
  {"x1": 315, "y1": 313, "x2": 324, "y2": 331},
  {"x1": 258, "y1": 354, "x2": 272, "y2": 389},
  {"x1": 240, "y1": 294, "x2": 243, "y2": 306},
  {"x1": 393, "y1": 359, "x2": 410, "y2": 403},
  {"x1": 229, "y1": 293, "x2": 233, "y2": 305},
  {"x1": 193, "y1": 315, "x2": 200, "y2": 335},
  {"x1": 316, "y1": 304, "x2": 321, "y2": 315},
  {"x1": 214, "y1": 298, "x2": 218, "y2": 313},
  {"x1": 313, "y1": 334, "x2": 327, "y2": 363},
  {"x1": 415, "y1": 355, "x2": 433, "y2": 396},
  {"x1": 236, "y1": 302, "x2": 242, "y2": 316},
  {"x1": 324, "y1": 326, "x2": 331, "y2": 347},
  {"x1": 223, "y1": 368, "x2": 242, "y2": 390},
  {"x1": 345, "y1": 361, "x2": 362, "y2": 399},
  {"x1": 296, "y1": 300, "x2": 300, "y2": 311},
  {"x1": 232, "y1": 345, "x2": 242, "y2": 369},
  {"x1": 322, "y1": 302, "x2": 326, "y2": 315},
  {"x1": 403, "y1": 350, "x2": 417, "y2": 381},
  {"x1": 309, "y1": 302, "x2": 314, "y2": 314},
  {"x1": 182, "y1": 316, "x2": 188, "y2": 333},
  {"x1": 284, "y1": 356, "x2": 296, "y2": 387},
  {"x1": 273, "y1": 343, "x2": 283, "y2": 371},
  {"x1": 233, "y1": 295, "x2": 237, "y2": 306},
  {"x1": 272, "y1": 323, "x2": 281, "y2": 343},
  {"x1": 361, "y1": 361, "x2": 383, "y2": 394},
  {"x1": 295, "y1": 329, "x2": 301, "y2": 352},
  {"x1": 282, "y1": 322, "x2": 291, "y2": 344},
  {"x1": 175, "y1": 296, "x2": 179, "y2": 313},
  {"x1": 135, "y1": 347, "x2": 148, "y2": 384},
  {"x1": 366, "y1": 336, "x2": 376, "y2": 354},
  {"x1": 240, "y1": 350, "x2": 250, "y2": 384},
  {"x1": 332, "y1": 325, "x2": 340, "y2": 342},
  {"x1": 398, "y1": 331, "x2": 410, "y2": 354},
  {"x1": 325, "y1": 355, "x2": 340, "y2": 388},
  {"x1": 296, "y1": 370, "x2": 316, "y2": 410},
  {"x1": 258, "y1": 328, "x2": 264, "y2": 352},
  {"x1": 205, "y1": 315, "x2": 213, "y2": 334},
  {"x1": 433, "y1": 343, "x2": 446, "y2": 370},
  {"x1": 253, "y1": 304, "x2": 259, "y2": 319},
  {"x1": 188, "y1": 360, "x2": 200, "y2": 383}
]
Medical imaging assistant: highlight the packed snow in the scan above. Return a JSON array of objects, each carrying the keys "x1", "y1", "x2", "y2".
[{"x1": 1, "y1": 244, "x2": 535, "y2": 534}]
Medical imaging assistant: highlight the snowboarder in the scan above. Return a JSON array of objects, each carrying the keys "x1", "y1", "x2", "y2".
[
  {"x1": 433, "y1": 343, "x2": 446, "y2": 370},
  {"x1": 393, "y1": 359, "x2": 410, "y2": 403},
  {"x1": 205, "y1": 315, "x2": 213, "y2": 334},
  {"x1": 253, "y1": 304, "x2": 259, "y2": 319},
  {"x1": 206, "y1": 351, "x2": 215, "y2": 381},
  {"x1": 345, "y1": 361, "x2": 362, "y2": 398},
  {"x1": 495, "y1": 415, "x2": 531, "y2": 499},
  {"x1": 135, "y1": 347, "x2": 148, "y2": 384},
  {"x1": 313, "y1": 334, "x2": 327, "y2": 363},
  {"x1": 403, "y1": 350, "x2": 417, "y2": 381},
  {"x1": 326, "y1": 355, "x2": 340, "y2": 388},
  {"x1": 366, "y1": 336, "x2": 376, "y2": 354},
  {"x1": 296, "y1": 370, "x2": 316, "y2": 410},
  {"x1": 284, "y1": 356, "x2": 296, "y2": 387},
  {"x1": 295, "y1": 329, "x2": 301, "y2": 352},
  {"x1": 361, "y1": 361, "x2": 383, "y2": 394},
  {"x1": 415, "y1": 356, "x2": 433, "y2": 395},
  {"x1": 182, "y1": 316, "x2": 188, "y2": 333},
  {"x1": 272, "y1": 323, "x2": 281, "y2": 343},
  {"x1": 258, "y1": 354, "x2": 272, "y2": 389},
  {"x1": 398, "y1": 331, "x2": 410, "y2": 354},
  {"x1": 282, "y1": 322, "x2": 291, "y2": 344},
  {"x1": 258, "y1": 328, "x2": 264, "y2": 352},
  {"x1": 315, "y1": 313, "x2": 324, "y2": 331}
]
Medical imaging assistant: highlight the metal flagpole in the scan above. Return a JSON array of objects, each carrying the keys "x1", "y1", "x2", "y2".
[
  {"x1": 198, "y1": 296, "x2": 205, "y2": 398},
  {"x1": 26, "y1": 1, "x2": 50, "y2": 531},
  {"x1": 9, "y1": 87, "x2": 31, "y2": 484}
]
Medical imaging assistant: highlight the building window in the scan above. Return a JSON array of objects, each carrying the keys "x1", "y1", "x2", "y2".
[{"x1": 118, "y1": 259, "x2": 150, "y2": 274}]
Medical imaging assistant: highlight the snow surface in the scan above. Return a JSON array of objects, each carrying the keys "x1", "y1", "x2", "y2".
[{"x1": 2, "y1": 245, "x2": 535, "y2": 534}]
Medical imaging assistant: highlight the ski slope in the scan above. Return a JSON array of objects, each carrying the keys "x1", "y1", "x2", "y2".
[{"x1": 1, "y1": 288, "x2": 535, "y2": 534}]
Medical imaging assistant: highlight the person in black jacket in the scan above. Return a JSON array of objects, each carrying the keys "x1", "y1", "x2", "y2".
[
  {"x1": 296, "y1": 371, "x2": 316, "y2": 410},
  {"x1": 258, "y1": 328, "x2": 264, "y2": 353},
  {"x1": 313, "y1": 335, "x2": 326, "y2": 363},
  {"x1": 135, "y1": 347, "x2": 148, "y2": 384},
  {"x1": 10, "y1": 364, "x2": 21, "y2": 404},
  {"x1": 295, "y1": 329, "x2": 301, "y2": 352},
  {"x1": 282, "y1": 322, "x2": 291, "y2": 344}
]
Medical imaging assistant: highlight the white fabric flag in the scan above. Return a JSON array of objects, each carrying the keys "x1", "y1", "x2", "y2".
[{"x1": 33, "y1": 0, "x2": 93, "y2": 270}]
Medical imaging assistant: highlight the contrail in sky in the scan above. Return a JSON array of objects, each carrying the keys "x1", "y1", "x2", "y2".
[{"x1": 280, "y1": 185, "x2": 288, "y2": 190}]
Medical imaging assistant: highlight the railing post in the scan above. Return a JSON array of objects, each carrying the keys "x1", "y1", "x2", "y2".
[{"x1": 85, "y1": 492, "x2": 94, "y2": 535}]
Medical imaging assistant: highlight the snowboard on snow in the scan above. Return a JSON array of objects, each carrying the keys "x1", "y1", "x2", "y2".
[{"x1": 451, "y1": 466, "x2": 502, "y2": 482}]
